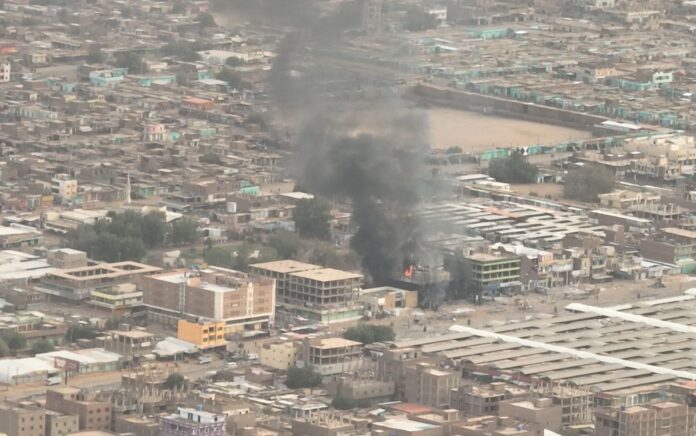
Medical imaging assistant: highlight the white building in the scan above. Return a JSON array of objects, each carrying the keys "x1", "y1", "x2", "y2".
[
  {"x1": 0, "y1": 59, "x2": 10, "y2": 82},
  {"x1": 51, "y1": 173, "x2": 78, "y2": 200}
]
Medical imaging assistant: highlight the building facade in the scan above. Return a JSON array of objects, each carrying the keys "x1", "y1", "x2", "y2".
[
  {"x1": 45, "y1": 388, "x2": 111, "y2": 432},
  {"x1": 160, "y1": 408, "x2": 225, "y2": 436},
  {"x1": 177, "y1": 320, "x2": 226, "y2": 349},
  {"x1": 0, "y1": 402, "x2": 45, "y2": 436},
  {"x1": 404, "y1": 362, "x2": 460, "y2": 409}
]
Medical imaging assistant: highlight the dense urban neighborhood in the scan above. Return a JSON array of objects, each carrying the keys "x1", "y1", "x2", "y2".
[{"x1": 2, "y1": 0, "x2": 696, "y2": 435}]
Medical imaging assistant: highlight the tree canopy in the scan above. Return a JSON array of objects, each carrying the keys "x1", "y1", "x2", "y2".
[
  {"x1": 293, "y1": 198, "x2": 331, "y2": 240},
  {"x1": 161, "y1": 41, "x2": 203, "y2": 62},
  {"x1": 488, "y1": 152, "x2": 539, "y2": 183},
  {"x1": 343, "y1": 324, "x2": 394, "y2": 344},
  {"x1": 66, "y1": 324, "x2": 98, "y2": 342},
  {"x1": 197, "y1": 12, "x2": 216, "y2": 27},
  {"x1": 216, "y1": 68, "x2": 251, "y2": 90},
  {"x1": 86, "y1": 47, "x2": 106, "y2": 64},
  {"x1": 0, "y1": 331, "x2": 26, "y2": 350},
  {"x1": 31, "y1": 339, "x2": 55, "y2": 355},
  {"x1": 563, "y1": 166, "x2": 616, "y2": 203},
  {"x1": 285, "y1": 365, "x2": 322, "y2": 389},
  {"x1": 404, "y1": 9, "x2": 438, "y2": 32},
  {"x1": 205, "y1": 243, "x2": 278, "y2": 271},
  {"x1": 165, "y1": 373, "x2": 186, "y2": 390},
  {"x1": 170, "y1": 218, "x2": 199, "y2": 245},
  {"x1": 0, "y1": 338, "x2": 9, "y2": 357}
]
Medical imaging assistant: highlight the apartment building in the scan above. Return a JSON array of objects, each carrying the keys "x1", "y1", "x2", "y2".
[
  {"x1": 51, "y1": 174, "x2": 78, "y2": 201},
  {"x1": 140, "y1": 266, "x2": 275, "y2": 333},
  {"x1": 258, "y1": 340, "x2": 299, "y2": 370},
  {"x1": 1, "y1": 59, "x2": 10, "y2": 82},
  {"x1": 35, "y1": 262, "x2": 160, "y2": 301},
  {"x1": 499, "y1": 398, "x2": 563, "y2": 434},
  {"x1": 377, "y1": 347, "x2": 425, "y2": 400},
  {"x1": 45, "y1": 388, "x2": 111, "y2": 432},
  {"x1": 596, "y1": 402, "x2": 696, "y2": 436},
  {"x1": 46, "y1": 249, "x2": 88, "y2": 269},
  {"x1": 445, "y1": 251, "x2": 521, "y2": 295},
  {"x1": 0, "y1": 401, "x2": 45, "y2": 436},
  {"x1": 640, "y1": 227, "x2": 696, "y2": 273},
  {"x1": 299, "y1": 337, "x2": 363, "y2": 376},
  {"x1": 160, "y1": 407, "x2": 225, "y2": 436},
  {"x1": 404, "y1": 362, "x2": 460, "y2": 408},
  {"x1": 177, "y1": 320, "x2": 226, "y2": 349},
  {"x1": 251, "y1": 260, "x2": 363, "y2": 323},
  {"x1": 45, "y1": 411, "x2": 79, "y2": 436}
]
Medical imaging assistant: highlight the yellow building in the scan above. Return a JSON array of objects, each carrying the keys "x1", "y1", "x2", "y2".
[{"x1": 177, "y1": 320, "x2": 226, "y2": 349}]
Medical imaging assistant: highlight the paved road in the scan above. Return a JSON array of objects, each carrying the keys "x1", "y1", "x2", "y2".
[{"x1": 1, "y1": 357, "x2": 227, "y2": 401}]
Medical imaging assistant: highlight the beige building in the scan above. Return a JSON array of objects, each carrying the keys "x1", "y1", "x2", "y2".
[
  {"x1": 377, "y1": 347, "x2": 424, "y2": 400},
  {"x1": 499, "y1": 398, "x2": 563, "y2": 433},
  {"x1": 404, "y1": 363, "x2": 460, "y2": 409},
  {"x1": 140, "y1": 266, "x2": 275, "y2": 333},
  {"x1": 596, "y1": 402, "x2": 696, "y2": 436},
  {"x1": 113, "y1": 415, "x2": 159, "y2": 436},
  {"x1": 45, "y1": 411, "x2": 80, "y2": 436},
  {"x1": 45, "y1": 388, "x2": 111, "y2": 432},
  {"x1": 51, "y1": 174, "x2": 78, "y2": 201},
  {"x1": 299, "y1": 337, "x2": 363, "y2": 376},
  {"x1": 0, "y1": 401, "x2": 45, "y2": 436},
  {"x1": 249, "y1": 261, "x2": 363, "y2": 324},
  {"x1": 330, "y1": 376, "x2": 395, "y2": 405},
  {"x1": 47, "y1": 249, "x2": 88, "y2": 269},
  {"x1": 259, "y1": 341, "x2": 299, "y2": 370}
]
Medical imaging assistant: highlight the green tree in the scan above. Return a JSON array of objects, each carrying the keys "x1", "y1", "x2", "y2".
[
  {"x1": 446, "y1": 146, "x2": 462, "y2": 154},
  {"x1": 267, "y1": 231, "x2": 303, "y2": 259},
  {"x1": 197, "y1": 12, "x2": 216, "y2": 27},
  {"x1": 332, "y1": 393, "x2": 357, "y2": 410},
  {"x1": 205, "y1": 246, "x2": 235, "y2": 269},
  {"x1": 164, "y1": 373, "x2": 186, "y2": 389},
  {"x1": 115, "y1": 52, "x2": 146, "y2": 74},
  {"x1": 31, "y1": 339, "x2": 55, "y2": 355},
  {"x1": 172, "y1": 0, "x2": 186, "y2": 13},
  {"x1": 293, "y1": 198, "x2": 331, "y2": 240},
  {"x1": 225, "y1": 56, "x2": 245, "y2": 67},
  {"x1": 488, "y1": 152, "x2": 539, "y2": 183},
  {"x1": 343, "y1": 324, "x2": 394, "y2": 344},
  {"x1": 161, "y1": 41, "x2": 202, "y2": 62},
  {"x1": 216, "y1": 68, "x2": 251, "y2": 90},
  {"x1": 1, "y1": 331, "x2": 27, "y2": 350},
  {"x1": 66, "y1": 325, "x2": 98, "y2": 341},
  {"x1": 86, "y1": 47, "x2": 106, "y2": 64},
  {"x1": 563, "y1": 166, "x2": 616, "y2": 202},
  {"x1": 21, "y1": 17, "x2": 42, "y2": 26},
  {"x1": 141, "y1": 212, "x2": 167, "y2": 248},
  {"x1": 0, "y1": 338, "x2": 9, "y2": 357},
  {"x1": 120, "y1": 7, "x2": 133, "y2": 18},
  {"x1": 170, "y1": 218, "x2": 199, "y2": 245},
  {"x1": 285, "y1": 365, "x2": 322, "y2": 389}
]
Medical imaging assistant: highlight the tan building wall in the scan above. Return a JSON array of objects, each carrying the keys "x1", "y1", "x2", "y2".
[
  {"x1": 259, "y1": 341, "x2": 299, "y2": 370},
  {"x1": 45, "y1": 411, "x2": 79, "y2": 436},
  {"x1": 45, "y1": 389, "x2": 111, "y2": 432},
  {"x1": 499, "y1": 399, "x2": 563, "y2": 433},
  {"x1": 404, "y1": 363, "x2": 460, "y2": 409},
  {"x1": 113, "y1": 415, "x2": 159, "y2": 436},
  {"x1": 0, "y1": 403, "x2": 45, "y2": 436}
]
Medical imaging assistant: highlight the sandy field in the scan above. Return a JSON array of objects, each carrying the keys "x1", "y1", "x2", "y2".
[{"x1": 428, "y1": 108, "x2": 593, "y2": 152}]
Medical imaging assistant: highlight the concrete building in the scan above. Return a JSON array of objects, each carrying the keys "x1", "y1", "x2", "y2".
[
  {"x1": 35, "y1": 262, "x2": 160, "y2": 301},
  {"x1": 141, "y1": 266, "x2": 275, "y2": 333},
  {"x1": 45, "y1": 411, "x2": 80, "y2": 436},
  {"x1": 177, "y1": 320, "x2": 226, "y2": 349},
  {"x1": 0, "y1": 225, "x2": 42, "y2": 249},
  {"x1": 0, "y1": 402, "x2": 46, "y2": 436},
  {"x1": 377, "y1": 347, "x2": 425, "y2": 400},
  {"x1": 404, "y1": 363, "x2": 460, "y2": 408},
  {"x1": 299, "y1": 337, "x2": 363, "y2": 376},
  {"x1": 103, "y1": 329, "x2": 157, "y2": 360},
  {"x1": 330, "y1": 376, "x2": 395, "y2": 405},
  {"x1": 445, "y1": 251, "x2": 521, "y2": 296},
  {"x1": 291, "y1": 413, "x2": 355, "y2": 436},
  {"x1": 51, "y1": 174, "x2": 78, "y2": 202},
  {"x1": 458, "y1": 384, "x2": 507, "y2": 416},
  {"x1": 595, "y1": 402, "x2": 696, "y2": 436},
  {"x1": 113, "y1": 415, "x2": 159, "y2": 436},
  {"x1": 160, "y1": 407, "x2": 225, "y2": 436},
  {"x1": 249, "y1": 260, "x2": 363, "y2": 323},
  {"x1": 372, "y1": 419, "x2": 442, "y2": 436},
  {"x1": 640, "y1": 227, "x2": 696, "y2": 273},
  {"x1": 88, "y1": 283, "x2": 143, "y2": 316},
  {"x1": 45, "y1": 388, "x2": 111, "y2": 432},
  {"x1": 499, "y1": 398, "x2": 563, "y2": 433},
  {"x1": 46, "y1": 249, "x2": 88, "y2": 270},
  {"x1": 258, "y1": 340, "x2": 299, "y2": 370},
  {"x1": 1, "y1": 59, "x2": 10, "y2": 82}
]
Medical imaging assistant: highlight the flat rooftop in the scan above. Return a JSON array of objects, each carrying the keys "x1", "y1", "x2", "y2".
[
  {"x1": 289, "y1": 268, "x2": 363, "y2": 282},
  {"x1": 398, "y1": 291, "x2": 696, "y2": 393},
  {"x1": 312, "y1": 337, "x2": 362, "y2": 349},
  {"x1": 250, "y1": 259, "x2": 322, "y2": 274}
]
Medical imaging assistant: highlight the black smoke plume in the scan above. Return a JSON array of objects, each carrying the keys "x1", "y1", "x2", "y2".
[{"x1": 220, "y1": 0, "x2": 430, "y2": 280}]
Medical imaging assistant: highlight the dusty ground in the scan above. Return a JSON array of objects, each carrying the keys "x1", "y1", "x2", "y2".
[
  {"x1": 510, "y1": 183, "x2": 565, "y2": 200},
  {"x1": 428, "y1": 108, "x2": 592, "y2": 152}
]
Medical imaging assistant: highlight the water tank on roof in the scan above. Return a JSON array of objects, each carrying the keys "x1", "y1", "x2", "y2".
[{"x1": 226, "y1": 201, "x2": 237, "y2": 213}]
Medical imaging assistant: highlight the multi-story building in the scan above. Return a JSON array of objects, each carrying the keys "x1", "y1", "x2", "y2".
[
  {"x1": 177, "y1": 320, "x2": 226, "y2": 349},
  {"x1": 404, "y1": 362, "x2": 460, "y2": 408},
  {"x1": 0, "y1": 225, "x2": 42, "y2": 249},
  {"x1": 45, "y1": 411, "x2": 79, "y2": 436},
  {"x1": 160, "y1": 407, "x2": 225, "y2": 436},
  {"x1": 140, "y1": 266, "x2": 275, "y2": 333},
  {"x1": 51, "y1": 174, "x2": 78, "y2": 202},
  {"x1": 445, "y1": 251, "x2": 521, "y2": 296},
  {"x1": 258, "y1": 340, "x2": 299, "y2": 370},
  {"x1": 458, "y1": 384, "x2": 507, "y2": 416},
  {"x1": 377, "y1": 347, "x2": 425, "y2": 400},
  {"x1": 0, "y1": 59, "x2": 9, "y2": 82},
  {"x1": 330, "y1": 376, "x2": 395, "y2": 405},
  {"x1": 251, "y1": 261, "x2": 364, "y2": 323},
  {"x1": 298, "y1": 337, "x2": 363, "y2": 376},
  {"x1": 88, "y1": 283, "x2": 143, "y2": 316},
  {"x1": 640, "y1": 227, "x2": 696, "y2": 273},
  {"x1": 499, "y1": 398, "x2": 563, "y2": 434},
  {"x1": 114, "y1": 415, "x2": 159, "y2": 436},
  {"x1": 143, "y1": 123, "x2": 166, "y2": 142},
  {"x1": 45, "y1": 388, "x2": 111, "y2": 432},
  {"x1": 0, "y1": 401, "x2": 45, "y2": 436},
  {"x1": 46, "y1": 249, "x2": 88, "y2": 269},
  {"x1": 35, "y1": 262, "x2": 160, "y2": 301},
  {"x1": 596, "y1": 402, "x2": 696, "y2": 436}
]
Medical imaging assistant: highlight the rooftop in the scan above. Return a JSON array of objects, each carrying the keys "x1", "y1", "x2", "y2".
[
  {"x1": 311, "y1": 337, "x2": 362, "y2": 349},
  {"x1": 250, "y1": 259, "x2": 322, "y2": 274},
  {"x1": 289, "y1": 268, "x2": 363, "y2": 282}
]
